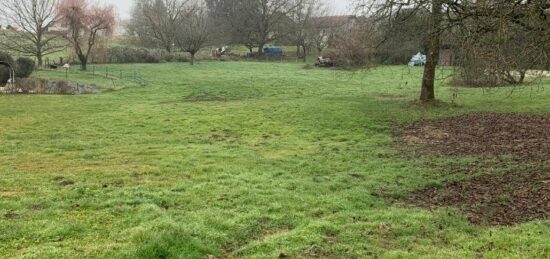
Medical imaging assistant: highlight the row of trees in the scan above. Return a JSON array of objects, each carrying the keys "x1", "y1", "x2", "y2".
[
  {"x1": 0, "y1": 0, "x2": 115, "y2": 70},
  {"x1": 127, "y1": 0, "x2": 341, "y2": 62},
  {"x1": 1, "y1": 0, "x2": 341, "y2": 69},
  {"x1": 2, "y1": 0, "x2": 549, "y2": 102},
  {"x1": 0, "y1": 0, "x2": 369, "y2": 71},
  {"x1": 126, "y1": 0, "x2": 210, "y2": 64}
]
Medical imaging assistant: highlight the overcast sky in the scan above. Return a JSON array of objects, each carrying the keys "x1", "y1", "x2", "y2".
[{"x1": 103, "y1": 0, "x2": 353, "y2": 20}]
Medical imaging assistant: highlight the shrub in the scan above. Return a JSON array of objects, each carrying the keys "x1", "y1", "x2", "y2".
[
  {"x1": 107, "y1": 46, "x2": 170, "y2": 64},
  {"x1": 164, "y1": 53, "x2": 175, "y2": 62},
  {"x1": 322, "y1": 24, "x2": 377, "y2": 69},
  {"x1": 106, "y1": 46, "x2": 195, "y2": 64},
  {"x1": 15, "y1": 57, "x2": 35, "y2": 78},
  {"x1": 174, "y1": 54, "x2": 189, "y2": 63},
  {"x1": 0, "y1": 52, "x2": 15, "y2": 84}
]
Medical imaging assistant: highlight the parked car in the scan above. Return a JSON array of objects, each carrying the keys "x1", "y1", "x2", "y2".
[{"x1": 408, "y1": 52, "x2": 426, "y2": 66}]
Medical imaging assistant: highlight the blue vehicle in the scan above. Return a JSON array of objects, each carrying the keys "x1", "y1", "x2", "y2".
[{"x1": 263, "y1": 47, "x2": 284, "y2": 57}]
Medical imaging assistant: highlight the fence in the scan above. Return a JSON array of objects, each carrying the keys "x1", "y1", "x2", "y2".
[
  {"x1": 88, "y1": 65, "x2": 146, "y2": 85},
  {"x1": 58, "y1": 65, "x2": 146, "y2": 88}
]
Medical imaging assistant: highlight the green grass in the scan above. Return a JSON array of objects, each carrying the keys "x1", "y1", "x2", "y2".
[{"x1": 1, "y1": 62, "x2": 549, "y2": 258}]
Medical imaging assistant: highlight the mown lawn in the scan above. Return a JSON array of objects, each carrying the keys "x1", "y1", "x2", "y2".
[{"x1": 1, "y1": 62, "x2": 549, "y2": 258}]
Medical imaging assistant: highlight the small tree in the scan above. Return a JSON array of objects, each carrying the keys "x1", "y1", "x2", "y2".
[
  {"x1": 288, "y1": 0, "x2": 324, "y2": 62},
  {"x1": 0, "y1": 0, "x2": 65, "y2": 67},
  {"x1": 309, "y1": 16, "x2": 341, "y2": 55},
  {"x1": 175, "y1": 3, "x2": 210, "y2": 65},
  {"x1": 324, "y1": 17, "x2": 378, "y2": 68},
  {"x1": 57, "y1": 0, "x2": 116, "y2": 70},
  {"x1": 15, "y1": 58, "x2": 36, "y2": 78},
  {"x1": 206, "y1": 0, "x2": 300, "y2": 55}
]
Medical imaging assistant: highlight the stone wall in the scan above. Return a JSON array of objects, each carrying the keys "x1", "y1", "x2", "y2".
[{"x1": 0, "y1": 78, "x2": 101, "y2": 95}]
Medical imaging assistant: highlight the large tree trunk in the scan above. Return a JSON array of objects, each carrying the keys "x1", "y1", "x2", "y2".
[
  {"x1": 78, "y1": 54, "x2": 88, "y2": 71},
  {"x1": 190, "y1": 53, "x2": 195, "y2": 65},
  {"x1": 36, "y1": 53, "x2": 43, "y2": 68},
  {"x1": 302, "y1": 45, "x2": 307, "y2": 63},
  {"x1": 258, "y1": 44, "x2": 264, "y2": 55},
  {"x1": 36, "y1": 34, "x2": 43, "y2": 68},
  {"x1": 518, "y1": 70, "x2": 526, "y2": 84},
  {"x1": 420, "y1": 0, "x2": 443, "y2": 102}
]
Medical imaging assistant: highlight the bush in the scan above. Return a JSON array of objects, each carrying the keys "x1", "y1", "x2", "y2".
[
  {"x1": 322, "y1": 24, "x2": 377, "y2": 69},
  {"x1": 323, "y1": 44, "x2": 374, "y2": 69},
  {"x1": 174, "y1": 55, "x2": 189, "y2": 63},
  {"x1": 0, "y1": 52, "x2": 15, "y2": 84},
  {"x1": 15, "y1": 57, "x2": 35, "y2": 78},
  {"x1": 108, "y1": 46, "x2": 189, "y2": 64}
]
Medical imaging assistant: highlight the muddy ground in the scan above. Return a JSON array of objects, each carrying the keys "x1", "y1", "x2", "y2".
[
  {"x1": 395, "y1": 113, "x2": 549, "y2": 225},
  {"x1": 397, "y1": 112, "x2": 550, "y2": 161}
]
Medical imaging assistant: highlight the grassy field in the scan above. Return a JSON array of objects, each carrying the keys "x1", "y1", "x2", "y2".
[{"x1": 1, "y1": 62, "x2": 549, "y2": 258}]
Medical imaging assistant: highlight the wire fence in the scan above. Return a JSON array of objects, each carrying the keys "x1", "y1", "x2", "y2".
[
  {"x1": 86, "y1": 65, "x2": 146, "y2": 85},
  {"x1": 51, "y1": 65, "x2": 146, "y2": 88},
  {"x1": 43, "y1": 57, "x2": 146, "y2": 85}
]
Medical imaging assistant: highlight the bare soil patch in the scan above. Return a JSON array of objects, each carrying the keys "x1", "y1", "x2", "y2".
[
  {"x1": 412, "y1": 163, "x2": 549, "y2": 225},
  {"x1": 395, "y1": 112, "x2": 550, "y2": 161},
  {"x1": 395, "y1": 113, "x2": 550, "y2": 225}
]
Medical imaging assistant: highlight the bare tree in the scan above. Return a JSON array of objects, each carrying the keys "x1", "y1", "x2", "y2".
[
  {"x1": 289, "y1": 0, "x2": 324, "y2": 62},
  {"x1": 376, "y1": 8, "x2": 430, "y2": 65},
  {"x1": 128, "y1": 0, "x2": 191, "y2": 52},
  {"x1": 324, "y1": 16, "x2": 378, "y2": 68},
  {"x1": 0, "y1": 0, "x2": 65, "y2": 67},
  {"x1": 58, "y1": 0, "x2": 116, "y2": 70},
  {"x1": 454, "y1": 1, "x2": 550, "y2": 86},
  {"x1": 175, "y1": 2, "x2": 210, "y2": 65},
  {"x1": 207, "y1": 0, "x2": 257, "y2": 52},
  {"x1": 207, "y1": 0, "x2": 259, "y2": 52},
  {"x1": 355, "y1": 0, "x2": 550, "y2": 102},
  {"x1": 354, "y1": 0, "x2": 456, "y2": 101},
  {"x1": 308, "y1": 16, "x2": 337, "y2": 55},
  {"x1": 249, "y1": 0, "x2": 301, "y2": 54},
  {"x1": 207, "y1": 0, "x2": 299, "y2": 54}
]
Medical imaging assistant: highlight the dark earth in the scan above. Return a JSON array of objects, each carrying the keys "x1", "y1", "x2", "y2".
[
  {"x1": 412, "y1": 162, "x2": 549, "y2": 225},
  {"x1": 397, "y1": 112, "x2": 550, "y2": 161},
  {"x1": 395, "y1": 113, "x2": 550, "y2": 225}
]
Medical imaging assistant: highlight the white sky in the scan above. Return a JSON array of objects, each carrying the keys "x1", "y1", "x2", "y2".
[
  {"x1": 103, "y1": 0, "x2": 353, "y2": 20},
  {"x1": 0, "y1": 0, "x2": 352, "y2": 25}
]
